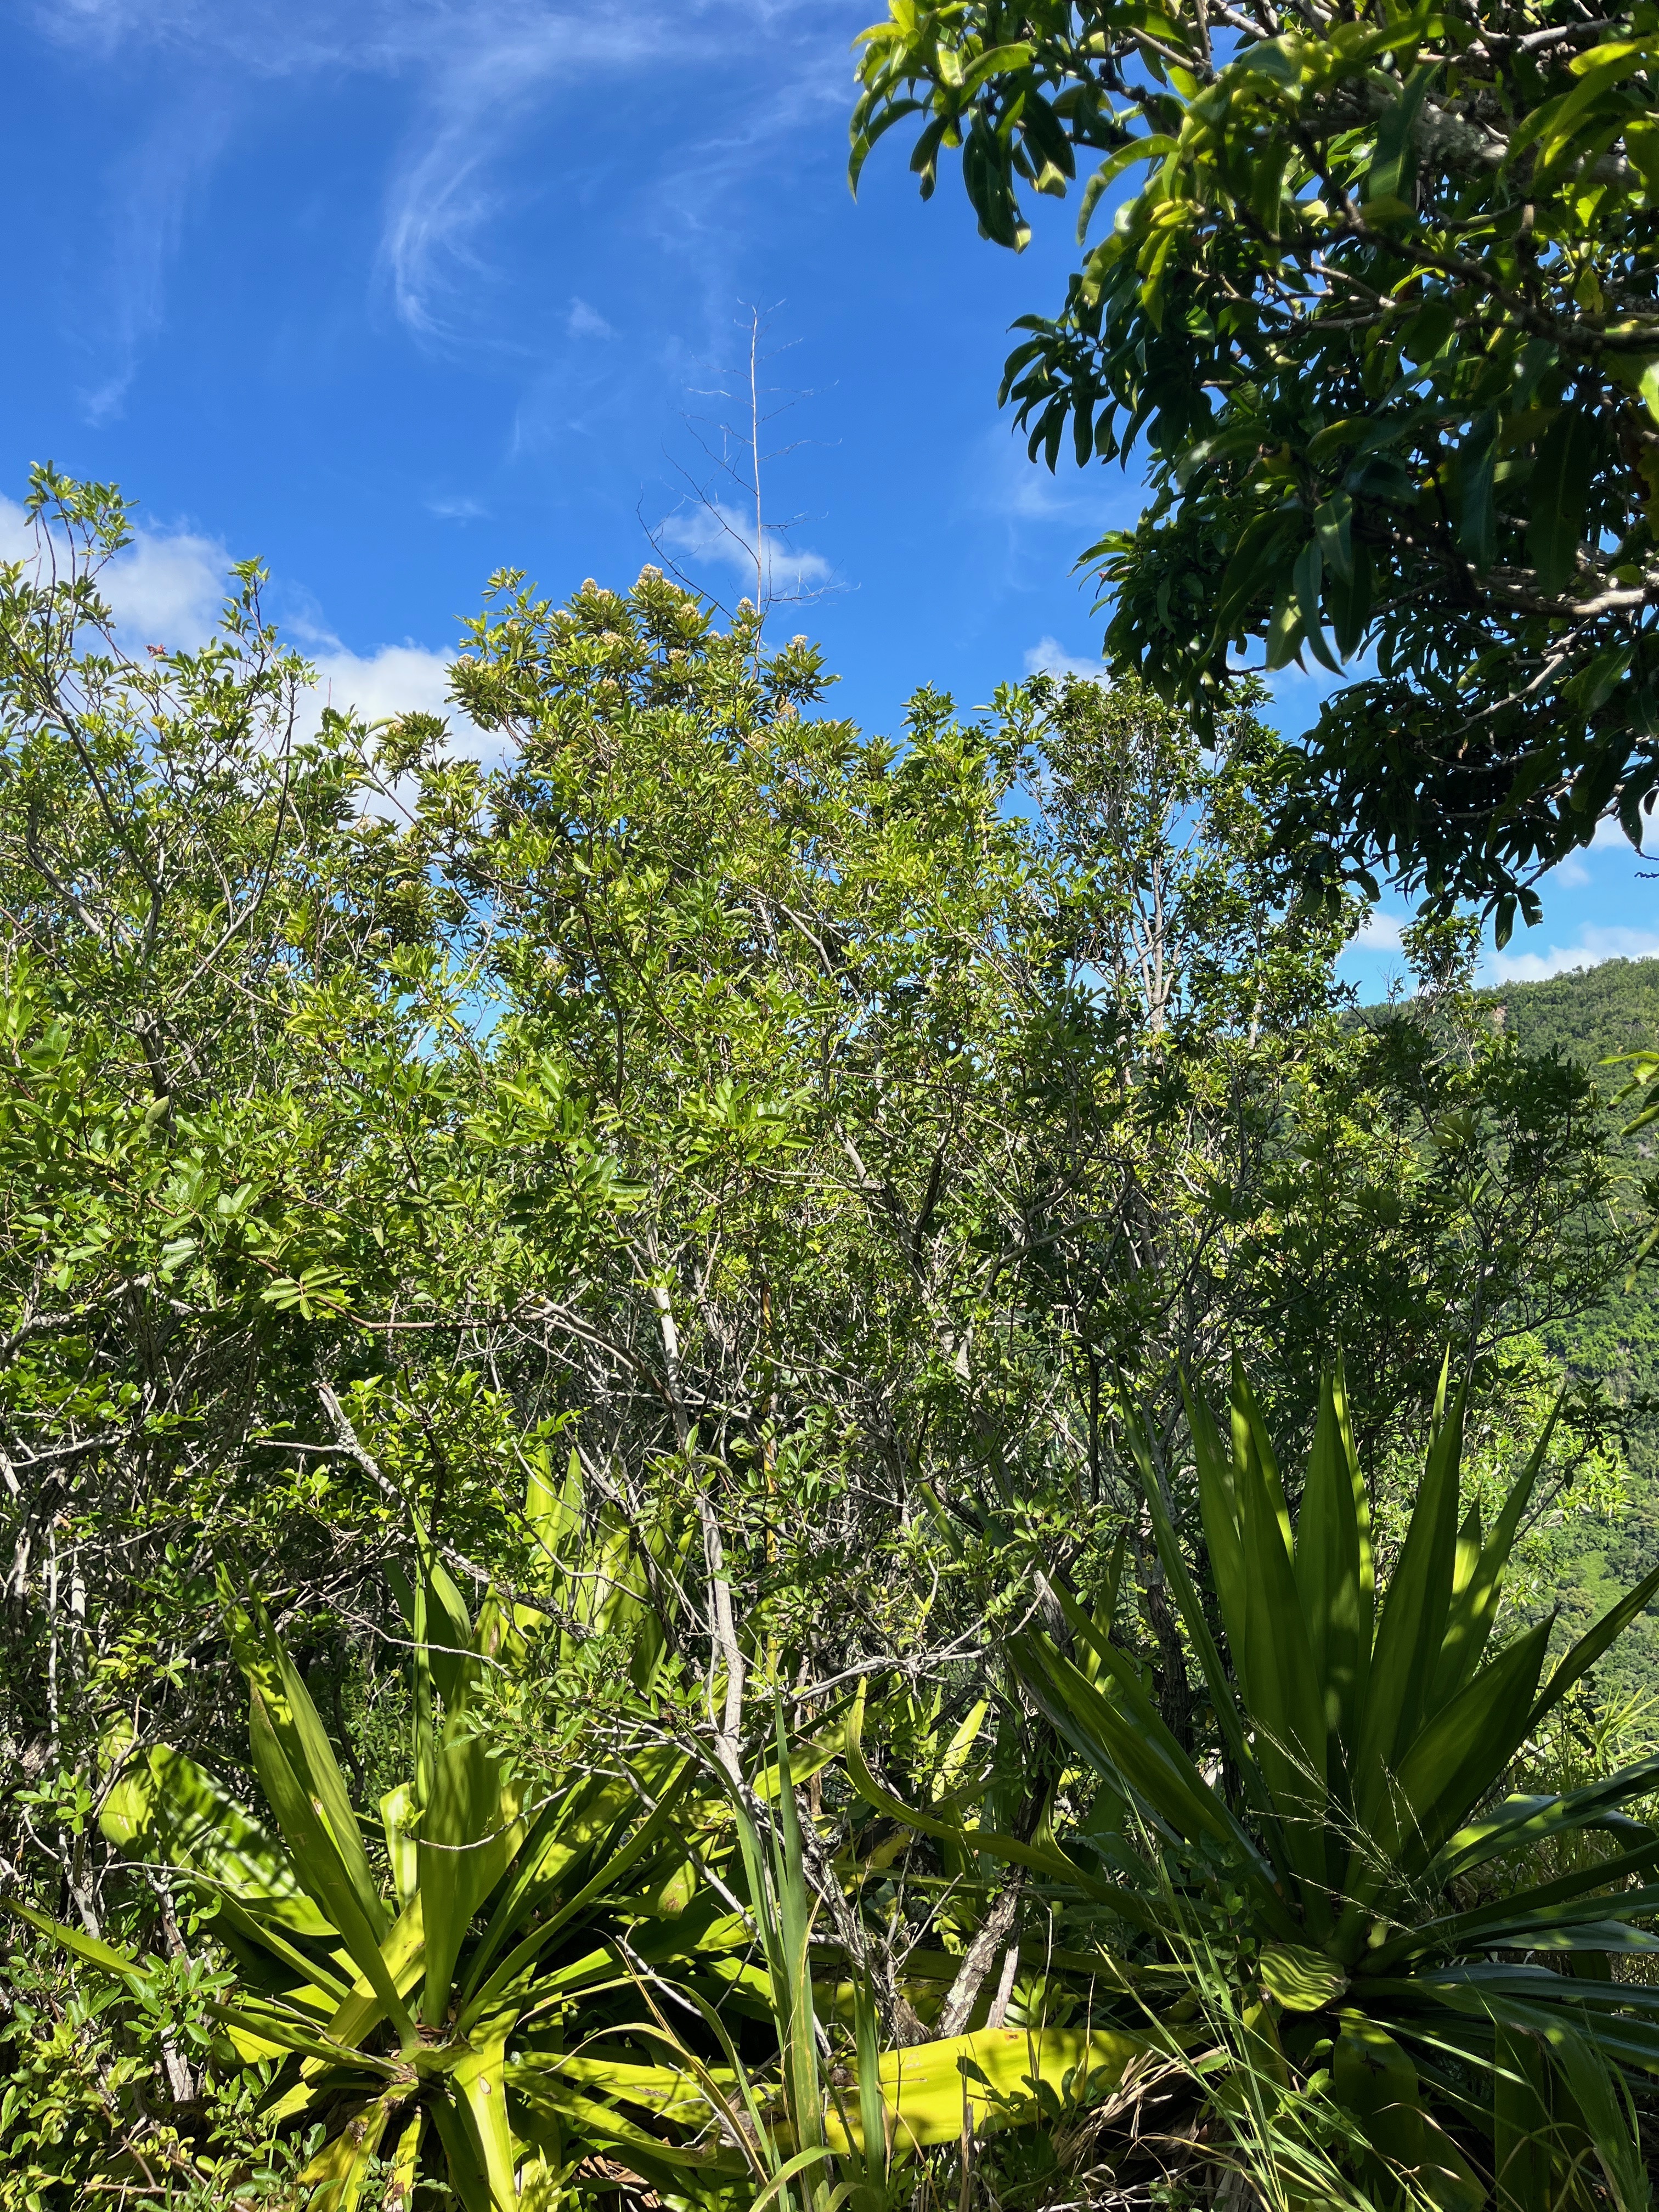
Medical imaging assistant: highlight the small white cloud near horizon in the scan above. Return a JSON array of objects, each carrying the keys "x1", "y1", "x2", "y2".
[
  {"x1": 1483, "y1": 924, "x2": 1659, "y2": 986},
  {"x1": 567, "y1": 296, "x2": 613, "y2": 340}
]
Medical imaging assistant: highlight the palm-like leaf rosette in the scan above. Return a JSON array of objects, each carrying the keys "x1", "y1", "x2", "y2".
[{"x1": 1011, "y1": 1362, "x2": 1659, "y2": 2211}]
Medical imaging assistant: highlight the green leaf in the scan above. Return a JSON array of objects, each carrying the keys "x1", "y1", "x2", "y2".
[
  {"x1": 1527, "y1": 411, "x2": 1596, "y2": 596},
  {"x1": 1432, "y1": 1394, "x2": 1561, "y2": 1710},
  {"x1": 230, "y1": 1599, "x2": 386, "y2": 1937},
  {"x1": 1294, "y1": 1365, "x2": 1372, "y2": 1765},
  {"x1": 1077, "y1": 139, "x2": 1177, "y2": 241},
  {"x1": 1260, "y1": 1941, "x2": 1347, "y2": 2011},
  {"x1": 1435, "y1": 1754, "x2": 1659, "y2": 1883},
  {"x1": 419, "y1": 1723, "x2": 518, "y2": 2028},
  {"x1": 1353, "y1": 1375, "x2": 1466, "y2": 1805},
  {"x1": 246, "y1": 1688, "x2": 416, "y2": 2052},
  {"x1": 1385, "y1": 1617, "x2": 1553, "y2": 1877},
  {"x1": 1234, "y1": 1405, "x2": 1328, "y2": 1921},
  {"x1": 1530, "y1": 1561, "x2": 1659, "y2": 1730},
  {"x1": 1313, "y1": 492, "x2": 1353, "y2": 584},
  {"x1": 1365, "y1": 63, "x2": 1437, "y2": 205},
  {"x1": 1125, "y1": 1392, "x2": 1281, "y2": 1854},
  {"x1": 1007, "y1": 1629, "x2": 1291, "y2": 1928}
]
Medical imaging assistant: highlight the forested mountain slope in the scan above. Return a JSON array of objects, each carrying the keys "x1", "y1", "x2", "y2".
[{"x1": 1471, "y1": 957, "x2": 1659, "y2": 1701}]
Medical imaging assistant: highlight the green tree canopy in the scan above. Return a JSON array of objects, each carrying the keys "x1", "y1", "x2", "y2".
[{"x1": 851, "y1": 0, "x2": 1659, "y2": 934}]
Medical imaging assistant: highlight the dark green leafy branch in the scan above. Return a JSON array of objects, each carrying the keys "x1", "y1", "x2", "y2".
[{"x1": 852, "y1": 0, "x2": 1659, "y2": 926}]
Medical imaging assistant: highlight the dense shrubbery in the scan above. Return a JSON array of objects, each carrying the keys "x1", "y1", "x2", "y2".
[{"x1": 2, "y1": 470, "x2": 1656, "y2": 2209}]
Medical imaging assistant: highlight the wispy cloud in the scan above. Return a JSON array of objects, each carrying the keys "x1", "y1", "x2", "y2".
[
  {"x1": 76, "y1": 96, "x2": 232, "y2": 422},
  {"x1": 27, "y1": 0, "x2": 852, "y2": 399},
  {"x1": 656, "y1": 496, "x2": 833, "y2": 603},
  {"x1": 1340, "y1": 907, "x2": 1408, "y2": 960},
  {"x1": 376, "y1": 6, "x2": 835, "y2": 347},
  {"x1": 567, "y1": 296, "x2": 614, "y2": 340}
]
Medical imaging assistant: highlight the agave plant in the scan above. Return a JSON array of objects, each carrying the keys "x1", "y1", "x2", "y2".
[
  {"x1": 17, "y1": 1447, "x2": 1168, "y2": 2212},
  {"x1": 1006, "y1": 1361, "x2": 1659, "y2": 2210},
  {"x1": 16, "y1": 1459, "x2": 774, "y2": 2212}
]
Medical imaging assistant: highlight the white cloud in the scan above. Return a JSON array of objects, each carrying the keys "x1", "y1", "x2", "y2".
[
  {"x1": 0, "y1": 495, "x2": 36, "y2": 563},
  {"x1": 25, "y1": 1, "x2": 857, "y2": 397},
  {"x1": 974, "y1": 425, "x2": 1107, "y2": 526},
  {"x1": 656, "y1": 498, "x2": 833, "y2": 603},
  {"x1": 0, "y1": 490, "x2": 492, "y2": 759},
  {"x1": 306, "y1": 641, "x2": 453, "y2": 726},
  {"x1": 567, "y1": 296, "x2": 614, "y2": 340},
  {"x1": 1342, "y1": 907, "x2": 1408, "y2": 957},
  {"x1": 427, "y1": 495, "x2": 487, "y2": 521},
  {"x1": 379, "y1": 14, "x2": 674, "y2": 345},
  {"x1": 1484, "y1": 926, "x2": 1659, "y2": 986},
  {"x1": 1024, "y1": 635, "x2": 1106, "y2": 680},
  {"x1": 0, "y1": 494, "x2": 230, "y2": 646},
  {"x1": 105, "y1": 526, "x2": 229, "y2": 644}
]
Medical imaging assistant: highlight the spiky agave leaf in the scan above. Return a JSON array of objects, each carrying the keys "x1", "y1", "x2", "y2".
[{"x1": 1005, "y1": 1364, "x2": 1659, "y2": 2208}]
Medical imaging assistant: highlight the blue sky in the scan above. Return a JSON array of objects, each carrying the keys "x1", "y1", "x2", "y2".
[{"x1": 2, "y1": 0, "x2": 1652, "y2": 1001}]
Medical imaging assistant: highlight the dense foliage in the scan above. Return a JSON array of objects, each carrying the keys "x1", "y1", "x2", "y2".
[
  {"x1": 851, "y1": 0, "x2": 1659, "y2": 928},
  {"x1": 2, "y1": 469, "x2": 1656, "y2": 2209}
]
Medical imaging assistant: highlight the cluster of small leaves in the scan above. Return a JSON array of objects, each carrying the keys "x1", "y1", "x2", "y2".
[
  {"x1": 0, "y1": 1927, "x2": 297, "y2": 2212},
  {"x1": 853, "y1": 0, "x2": 1659, "y2": 923}
]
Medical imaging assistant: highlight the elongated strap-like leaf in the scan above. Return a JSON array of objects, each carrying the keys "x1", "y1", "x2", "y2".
[
  {"x1": 456, "y1": 1773, "x2": 695, "y2": 2034},
  {"x1": 506, "y1": 2069, "x2": 744, "y2": 2181},
  {"x1": 1458, "y1": 1918, "x2": 1659, "y2": 1956},
  {"x1": 298, "y1": 2094, "x2": 394, "y2": 2212},
  {"x1": 769, "y1": 1695, "x2": 823, "y2": 2161},
  {"x1": 1006, "y1": 1632, "x2": 1291, "y2": 1933},
  {"x1": 1126, "y1": 1394, "x2": 1282, "y2": 1859},
  {"x1": 1230, "y1": 1360, "x2": 1291, "y2": 1552},
  {"x1": 248, "y1": 1690, "x2": 416, "y2": 2051},
  {"x1": 238, "y1": 1606, "x2": 386, "y2": 1940},
  {"x1": 1183, "y1": 1376, "x2": 1249, "y2": 1662},
  {"x1": 203, "y1": 1884, "x2": 355, "y2": 2007},
  {"x1": 844, "y1": 1679, "x2": 1111, "y2": 1894},
  {"x1": 1373, "y1": 1836, "x2": 1659, "y2": 1968},
  {"x1": 1353, "y1": 1379, "x2": 1468, "y2": 1821},
  {"x1": 1436, "y1": 1757, "x2": 1659, "y2": 1883},
  {"x1": 99, "y1": 1733, "x2": 328, "y2": 1933},
  {"x1": 828, "y1": 2024, "x2": 1156, "y2": 2155},
  {"x1": 456, "y1": 1760, "x2": 690, "y2": 2011},
  {"x1": 319, "y1": 1893, "x2": 426, "y2": 2053},
  {"x1": 1293, "y1": 1369, "x2": 1370, "y2": 1770},
  {"x1": 420, "y1": 1723, "x2": 519, "y2": 2029},
  {"x1": 6, "y1": 1901, "x2": 152, "y2": 1990},
  {"x1": 1372, "y1": 1961, "x2": 1659, "y2": 2016},
  {"x1": 1339, "y1": 1621, "x2": 1551, "y2": 1946},
  {"x1": 1233, "y1": 1409, "x2": 1329, "y2": 1927},
  {"x1": 532, "y1": 2051, "x2": 724, "y2": 2120},
  {"x1": 1433, "y1": 1393, "x2": 1562, "y2": 1712},
  {"x1": 428, "y1": 2094, "x2": 495, "y2": 2212},
  {"x1": 1382, "y1": 1980, "x2": 1650, "y2": 2211},
  {"x1": 452, "y1": 2033, "x2": 518, "y2": 2212},
  {"x1": 1530, "y1": 1561, "x2": 1659, "y2": 1730},
  {"x1": 206, "y1": 1998, "x2": 401, "y2": 2072},
  {"x1": 414, "y1": 1513, "x2": 476, "y2": 1718}
]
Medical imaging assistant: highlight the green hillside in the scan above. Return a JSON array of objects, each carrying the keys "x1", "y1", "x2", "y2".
[{"x1": 1479, "y1": 956, "x2": 1659, "y2": 1706}]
